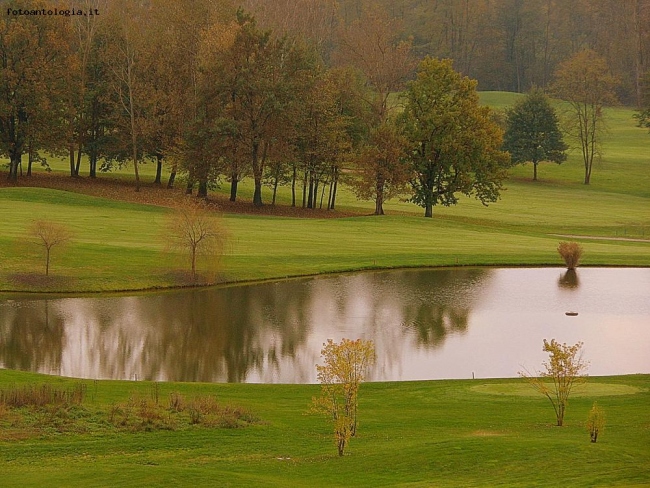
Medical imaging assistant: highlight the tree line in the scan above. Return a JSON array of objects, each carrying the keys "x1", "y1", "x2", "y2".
[
  {"x1": 248, "y1": 0, "x2": 650, "y2": 107},
  {"x1": 1, "y1": 0, "x2": 646, "y2": 216}
]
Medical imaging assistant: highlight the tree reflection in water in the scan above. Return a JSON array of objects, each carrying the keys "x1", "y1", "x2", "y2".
[
  {"x1": 0, "y1": 270, "x2": 492, "y2": 383},
  {"x1": 558, "y1": 269, "x2": 580, "y2": 289},
  {"x1": 3, "y1": 267, "x2": 646, "y2": 381}
]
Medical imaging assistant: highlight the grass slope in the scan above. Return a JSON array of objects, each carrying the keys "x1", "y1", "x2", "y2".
[
  {"x1": 0, "y1": 370, "x2": 648, "y2": 487},
  {"x1": 0, "y1": 90, "x2": 648, "y2": 293}
]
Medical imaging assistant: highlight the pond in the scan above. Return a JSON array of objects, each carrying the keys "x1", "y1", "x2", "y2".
[{"x1": 0, "y1": 267, "x2": 649, "y2": 383}]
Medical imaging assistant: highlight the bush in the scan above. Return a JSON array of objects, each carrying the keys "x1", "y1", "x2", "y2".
[
  {"x1": 557, "y1": 241, "x2": 584, "y2": 270},
  {"x1": 587, "y1": 402, "x2": 605, "y2": 442}
]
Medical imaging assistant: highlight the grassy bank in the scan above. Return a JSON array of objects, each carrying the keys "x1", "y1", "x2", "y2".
[
  {"x1": 0, "y1": 92, "x2": 649, "y2": 293},
  {"x1": 0, "y1": 184, "x2": 649, "y2": 293},
  {"x1": 0, "y1": 370, "x2": 648, "y2": 487}
]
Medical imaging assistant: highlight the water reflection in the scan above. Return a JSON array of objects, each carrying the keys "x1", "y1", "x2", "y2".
[
  {"x1": 0, "y1": 268, "x2": 649, "y2": 383},
  {"x1": 558, "y1": 269, "x2": 580, "y2": 289}
]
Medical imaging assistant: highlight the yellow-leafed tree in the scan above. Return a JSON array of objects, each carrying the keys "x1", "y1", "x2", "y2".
[{"x1": 312, "y1": 338, "x2": 375, "y2": 456}]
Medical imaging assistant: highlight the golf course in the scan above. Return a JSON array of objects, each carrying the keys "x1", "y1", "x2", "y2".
[{"x1": 1, "y1": 92, "x2": 649, "y2": 486}]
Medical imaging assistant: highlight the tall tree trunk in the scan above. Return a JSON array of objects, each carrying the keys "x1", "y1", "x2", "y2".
[
  {"x1": 291, "y1": 165, "x2": 297, "y2": 207},
  {"x1": 167, "y1": 164, "x2": 177, "y2": 188},
  {"x1": 69, "y1": 145, "x2": 77, "y2": 177},
  {"x1": 186, "y1": 180, "x2": 193, "y2": 195},
  {"x1": 229, "y1": 172, "x2": 238, "y2": 202},
  {"x1": 302, "y1": 168, "x2": 308, "y2": 208},
  {"x1": 272, "y1": 178, "x2": 278, "y2": 205},
  {"x1": 319, "y1": 179, "x2": 327, "y2": 209},
  {"x1": 252, "y1": 141, "x2": 263, "y2": 206},
  {"x1": 89, "y1": 153, "x2": 97, "y2": 178},
  {"x1": 375, "y1": 176, "x2": 385, "y2": 215},
  {"x1": 9, "y1": 153, "x2": 21, "y2": 181},
  {"x1": 27, "y1": 143, "x2": 33, "y2": 176},
  {"x1": 329, "y1": 167, "x2": 338, "y2": 210},
  {"x1": 533, "y1": 161, "x2": 538, "y2": 181},
  {"x1": 154, "y1": 154, "x2": 163, "y2": 185},
  {"x1": 75, "y1": 144, "x2": 83, "y2": 176},
  {"x1": 425, "y1": 202, "x2": 433, "y2": 218},
  {"x1": 198, "y1": 179, "x2": 208, "y2": 198}
]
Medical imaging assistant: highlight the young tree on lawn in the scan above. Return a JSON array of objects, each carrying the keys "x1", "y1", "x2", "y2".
[
  {"x1": 166, "y1": 203, "x2": 225, "y2": 283},
  {"x1": 398, "y1": 58, "x2": 510, "y2": 218},
  {"x1": 519, "y1": 339, "x2": 589, "y2": 426},
  {"x1": 550, "y1": 49, "x2": 618, "y2": 185},
  {"x1": 27, "y1": 221, "x2": 72, "y2": 276},
  {"x1": 503, "y1": 89, "x2": 567, "y2": 181},
  {"x1": 312, "y1": 338, "x2": 375, "y2": 456}
]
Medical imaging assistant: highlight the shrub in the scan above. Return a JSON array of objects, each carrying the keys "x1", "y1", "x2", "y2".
[
  {"x1": 587, "y1": 402, "x2": 605, "y2": 442},
  {"x1": 557, "y1": 241, "x2": 584, "y2": 270}
]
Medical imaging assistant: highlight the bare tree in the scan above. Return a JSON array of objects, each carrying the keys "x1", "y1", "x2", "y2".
[
  {"x1": 27, "y1": 221, "x2": 72, "y2": 276},
  {"x1": 165, "y1": 202, "x2": 225, "y2": 283}
]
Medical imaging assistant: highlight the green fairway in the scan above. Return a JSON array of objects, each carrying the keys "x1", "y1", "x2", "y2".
[
  {"x1": 0, "y1": 370, "x2": 648, "y2": 487},
  {"x1": 0, "y1": 93, "x2": 648, "y2": 486},
  {"x1": 1, "y1": 93, "x2": 649, "y2": 292}
]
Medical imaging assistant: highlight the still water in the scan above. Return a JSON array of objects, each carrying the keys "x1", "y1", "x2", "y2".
[{"x1": 1, "y1": 267, "x2": 648, "y2": 383}]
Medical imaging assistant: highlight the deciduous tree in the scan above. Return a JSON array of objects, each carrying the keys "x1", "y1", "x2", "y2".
[
  {"x1": 398, "y1": 57, "x2": 510, "y2": 218},
  {"x1": 503, "y1": 89, "x2": 567, "y2": 181},
  {"x1": 312, "y1": 338, "x2": 375, "y2": 456},
  {"x1": 336, "y1": 4, "x2": 415, "y2": 123},
  {"x1": 550, "y1": 49, "x2": 618, "y2": 185},
  {"x1": 519, "y1": 339, "x2": 589, "y2": 426},
  {"x1": 586, "y1": 401, "x2": 605, "y2": 443},
  {"x1": 165, "y1": 202, "x2": 225, "y2": 283},
  {"x1": 0, "y1": 0, "x2": 70, "y2": 181},
  {"x1": 27, "y1": 220, "x2": 72, "y2": 276},
  {"x1": 350, "y1": 120, "x2": 410, "y2": 215}
]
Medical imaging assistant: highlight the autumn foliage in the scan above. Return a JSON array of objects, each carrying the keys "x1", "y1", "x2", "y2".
[
  {"x1": 519, "y1": 339, "x2": 589, "y2": 426},
  {"x1": 586, "y1": 402, "x2": 605, "y2": 443},
  {"x1": 557, "y1": 241, "x2": 584, "y2": 270},
  {"x1": 312, "y1": 338, "x2": 376, "y2": 456}
]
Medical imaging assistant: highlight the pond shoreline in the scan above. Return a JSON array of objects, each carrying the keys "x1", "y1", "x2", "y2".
[{"x1": 2, "y1": 263, "x2": 649, "y2": 299}]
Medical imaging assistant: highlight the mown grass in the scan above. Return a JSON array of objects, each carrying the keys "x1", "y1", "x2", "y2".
[
  {"x1": 0, "y1": 90, "x2": 648, "y2": 294},
  {"x1": 0, "y1": 370, "x2": 648, "y2": 487},
  {"x1": 1, "y1": 183, "x2": 649, "y2": 293},
  {"x1": 0, "y1": 92, "x2": 648, "y2": 486}
]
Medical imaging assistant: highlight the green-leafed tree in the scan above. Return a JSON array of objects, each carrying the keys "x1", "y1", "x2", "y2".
[
  {"x1": 398, "y1": 57, "x2": 510, "y2": 218},
  {"x1": 503, "y1": 90, "x2": 567, "y2": 181},
  {"x1": 550, "y1": 49, "x2": 618, "y2": 185}
]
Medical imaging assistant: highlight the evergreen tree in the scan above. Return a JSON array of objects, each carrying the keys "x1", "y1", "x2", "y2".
[{"x1": 503, "y1": 90, "x2": 567, "y2": 181}]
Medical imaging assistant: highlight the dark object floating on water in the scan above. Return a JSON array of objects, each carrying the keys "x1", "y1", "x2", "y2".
[{"x1": 565, "y1": 311, "x2": 579, "y2": 316}]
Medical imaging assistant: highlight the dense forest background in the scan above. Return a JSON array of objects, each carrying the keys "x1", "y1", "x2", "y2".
[
  {"x1": 2, "y1": 0, "x2": 650, "y2": 211},
  {"x1": 246, "y1": 0, "x2": 650, "y2": 106}
]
